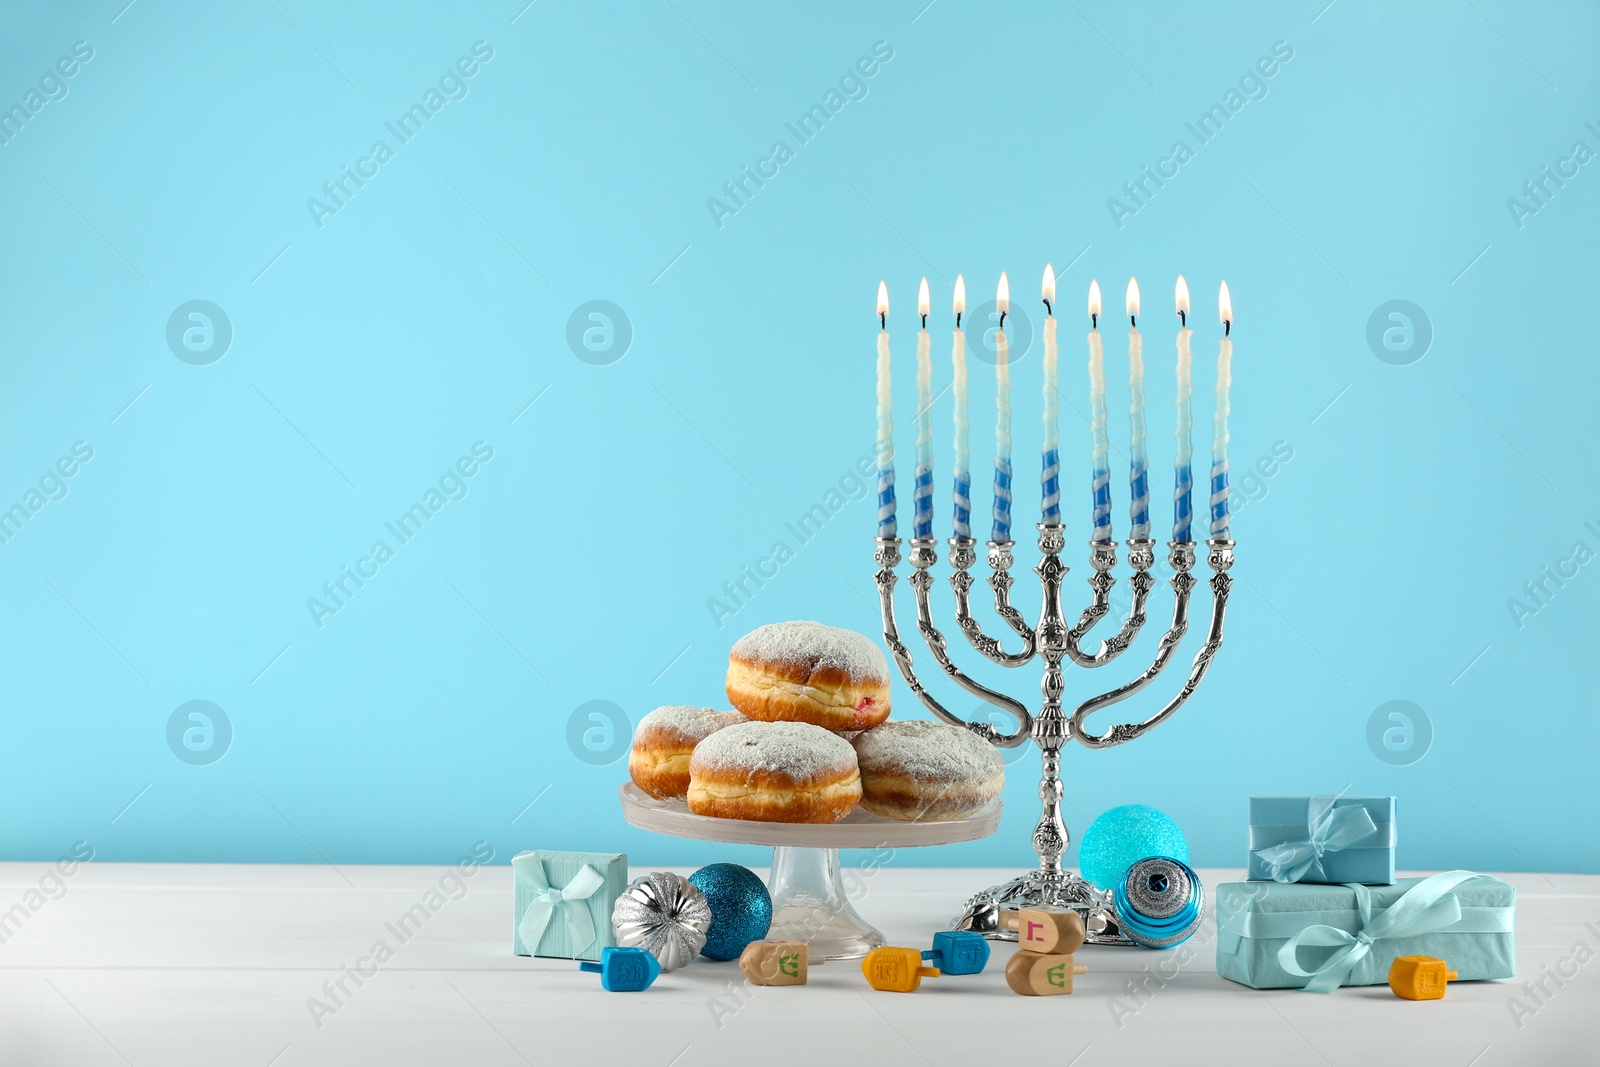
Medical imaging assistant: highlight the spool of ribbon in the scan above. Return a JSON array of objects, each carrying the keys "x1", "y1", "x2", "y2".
[
  {"x1": 1278, "y1": 869, "x2": 1487, "y2": 992},
  {"x1": 513, "y1": 855, "x2": 606, "y2": 956},
  {"x1": 1253, "y1": 795, "x2": 1378, "y2": 884}
]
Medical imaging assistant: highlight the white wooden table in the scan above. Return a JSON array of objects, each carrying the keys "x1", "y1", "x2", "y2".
[{"x1": 1, "y1": 863, "x2": 1593, "y2": 1065}]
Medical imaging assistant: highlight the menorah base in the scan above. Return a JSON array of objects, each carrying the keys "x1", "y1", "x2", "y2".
[{"x1": 950, "y1": 869, "x2": 1136, "y2": 947}]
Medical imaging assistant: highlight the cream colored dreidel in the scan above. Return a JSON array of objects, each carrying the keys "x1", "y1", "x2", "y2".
[
  {"x1": 1005, "y1": 952, "x2": 1088, "y2": 996},
  {"x1": 1000, "y1": 908, "x2": 1087, "y2": 955},
  {"x1": 739, "y1": 940, "x2": 822, "y2": 986}
]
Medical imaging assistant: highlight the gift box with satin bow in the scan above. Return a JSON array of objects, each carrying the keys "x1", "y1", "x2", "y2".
[
  {"x1": 1215, "y1": 871, "x2": 1515, "y2": 991},
  {"x1": 511, "y1": 850, "x2": 627, "y2": 962},
  {"x1": 1247, "y1": 795, "x2": 1396, "y2": 885}
]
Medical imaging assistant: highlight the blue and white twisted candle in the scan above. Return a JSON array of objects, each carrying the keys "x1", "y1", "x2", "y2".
[
  {"x1": 913, "y1": 283, "x2": 934, "y2": 540},
  {"x1": 1041, "y1": 266, "x2": 1061, "y2": 525},
  {"x1": 1126, "y1": 279, "x2": 1150, "y2": 542},
  {"x1": 1173, "y1": 280, "x2": 1195, "y2": 543},
  {"x1": 1210, "y1": 281, "x2": 1233, "y2": 541},
  {"x1": 1087, "y1": 300, "x2": 1113, "y2": 543},
  {"x1": 951, "y1": 277, "x2": 972, "y2": 539},
  {"x1": 992, "y1": 273, "x2": 1014, "y2": 543},
  {"x1": 874, "y1": 284, "x2": 896, "y2": 539}
]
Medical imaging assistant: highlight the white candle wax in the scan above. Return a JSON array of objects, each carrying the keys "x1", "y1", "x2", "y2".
[
  {"x1": 952, "y1": 280, "x2": 971, "y2": 538},
  {"x1": 992, "y1": 276, "x2": 1013, "y2": 543},
  {"x1": 914, "y1": 293, "x2": 934, "y2": 539},
  {"x1": 1174, "y1": 320, "x2": 1194, "y2": 543},
  {"x1": 1088, "y1": 327, "x2": 1112, "y2": 542},
  {"x1": 1128, "y1": 323, "x2": 1149, "y2": 541},
  {"x1": 875, "y1": 282, "x2": 895, "y2": 539}
]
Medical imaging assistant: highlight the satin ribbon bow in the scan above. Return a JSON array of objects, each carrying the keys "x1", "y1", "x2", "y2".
[
  {"x1": 513, "y1": 855, "x2": 606, "y2": 955},
  {"x1": 1278, "y1": 869, "x2": 1484, "y2": 992},
  {"x1": 1254, "y1": 795, "x2": 1378, "y2": 883}
]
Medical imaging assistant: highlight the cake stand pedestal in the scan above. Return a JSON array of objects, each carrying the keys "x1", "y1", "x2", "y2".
[{"x1": 619, "y1": 783, "x2": 1001, "y2": 959}]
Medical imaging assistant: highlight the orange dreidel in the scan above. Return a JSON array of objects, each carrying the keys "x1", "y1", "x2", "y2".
[
  {"x1": 862, "y1": 946, "x2": 940, "y2": 992},
  {"x1": 739, "y1": 940, "x2": 820, "y2": 986},
  {"x1": 1010, "y1": 908, "x2": 1087, "y2": 955},
  {"x1": 1005, "y1": 951, "x2": 1088, "y2": 996},
  {"x1": 1389, "y1": 956, "x2": 1458, "y2": 1000}
]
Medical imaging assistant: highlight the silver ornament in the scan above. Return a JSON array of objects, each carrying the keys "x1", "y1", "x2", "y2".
[{"x1": 611, "y1": 872, "x2": 711, "y2": 971}]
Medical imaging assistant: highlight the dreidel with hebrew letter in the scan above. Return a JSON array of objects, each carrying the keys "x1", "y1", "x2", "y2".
[
  {"x1": 1389, "y1": 956, "x2": 1458, "y2": 1001},
  {"x1": 923, "y1": 930, "x2": 990, "y2": 975},
  {"x1": 1009, "y1": 908, "x2": 1087, "y2": 955},
  {"x1": 739, "y1": 940, "x2": 821, "y2": 986},
  {"x1": 862, "y1": 946, "x2": 941, "y2": 992},
  {"x1": 1005, "y1": 951, "x2": 1088, "y2": 996},
  {"x1": 578, "y1": 947, "x2": 661, "y2": 992}
]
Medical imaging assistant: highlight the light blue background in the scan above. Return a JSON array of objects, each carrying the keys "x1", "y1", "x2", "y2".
[{"x1": 1, "y1": 0, "x2": 1595, "y2": 874}]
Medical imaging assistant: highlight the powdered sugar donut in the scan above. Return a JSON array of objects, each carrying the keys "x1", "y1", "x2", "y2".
[
  {"x1": 725, "y1": 621, "x2": 891, "y2": 732},
  {"x1": 850, "y1": 720, "x2": 1004, "y2": 822},
  {"x1": 688, "y1": 720, "x2": 862, "y2": 823},
  {"x1": 629, "y1": 706, "x2": 746, "y2": 800}
]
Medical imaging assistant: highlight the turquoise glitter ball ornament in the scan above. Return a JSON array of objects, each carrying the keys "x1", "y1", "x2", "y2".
[
  {"x1": 1076, "y1": 804, "x2": 1189, "y2": 891},
  {"x1": 687, "y1": 863, "x2": 772, "y2": 961}
]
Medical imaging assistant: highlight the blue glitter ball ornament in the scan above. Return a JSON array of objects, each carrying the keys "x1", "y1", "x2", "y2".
[
  {"x1": 687, "y1": 863, "x2": 772, "y2": 961},
  {"x1": 1076, "y1": 804, "x2": 1189, "y2": 891}
]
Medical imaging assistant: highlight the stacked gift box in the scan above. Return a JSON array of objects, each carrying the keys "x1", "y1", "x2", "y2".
[{"x1": 1214, "y1": 795, "x2": 1516, "y2": 992}]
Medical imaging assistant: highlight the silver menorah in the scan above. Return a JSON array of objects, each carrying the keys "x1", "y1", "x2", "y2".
[{"x1": 873, "y1": 524, "x2": 1235, "y2": 946}]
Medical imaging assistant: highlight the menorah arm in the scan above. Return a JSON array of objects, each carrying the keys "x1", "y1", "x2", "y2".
[
  {"x1": 874, "y1": 537, "x2": 1033, "y2": 748},
  {"x1": 1064, "y1": 538, "x2": 1157, "y2": 668},
  {"x1": 949, "y1": 538, "x2": 1037, "y2": 667},
  {"x1": 1068, "y1": 540, "x2": 1234, "y2": 748}
]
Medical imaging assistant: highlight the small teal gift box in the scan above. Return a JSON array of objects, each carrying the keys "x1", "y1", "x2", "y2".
[
  {"x1": 1248, "y1": 795, "x2": 1395, "y2": 885},
  {"x1": 511, "y1": 850, "x2": 627, "y2": 962},
  {"x1": 1215, "y1": 871, "x2": 1516, "y2": 991}
]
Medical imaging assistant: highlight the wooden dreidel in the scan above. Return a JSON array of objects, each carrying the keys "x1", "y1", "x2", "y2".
[
  {"x1": 1389, "y1": 956, "x2": 1458, "y2": 1001},
  {"x1": 924, "y1": 930, "x2": 990, "y2": 975},
  {"x1": 862, "y1": 946, "x2": 941, "y2": 992},
  {"x1": 578, "y1": 946, "x2": 661, "y2": 992},
  {"x1": 1005, "y1": 907, "x2": 1086, "y2": 955},
  {"x1": 1005, "y1": 952, "x2": 1088, "y2": 996},
  {"x1": 739, "y1": 940, "x2": 819, "y2": 986}
]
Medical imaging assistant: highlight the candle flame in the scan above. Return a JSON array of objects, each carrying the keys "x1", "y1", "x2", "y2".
[
  {"x1": 877, "y1": 280, "x2": 889, "y2": 318},
  {"x1": 1175, "y1": 275, "x2": 1190, "y2": 319},
  {"x1": 1041, "y1": 264, "x2": 1056, "y2": 309},
  {"x1": 917, "y1": 277, "x2": 930, "y2": 319},
  {"x1": 1126, "y1": 277, "x2": 1140, "y2": 319},
  {"x1": 1087, "y1": 280, "x2": 1102, "y2": 322},
  {"x1": 996, "y1": 272, "x2": 1009, "y2": 315},
  {"x1": 1218, "y1": 280, "x2": 1232, "y2": 326},
  {"x1": 953, "y1": 274, "x2": 966, "y2": 318}
]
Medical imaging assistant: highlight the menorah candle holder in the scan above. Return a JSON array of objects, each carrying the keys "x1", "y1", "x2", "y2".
[{"x1": 873, "y1": 524, "x2": 1235, "y2": 946}]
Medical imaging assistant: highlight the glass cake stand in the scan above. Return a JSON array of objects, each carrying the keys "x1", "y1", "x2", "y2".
[{"x1": 618, "y1": 783, "x2": 1001, "y2": 959}]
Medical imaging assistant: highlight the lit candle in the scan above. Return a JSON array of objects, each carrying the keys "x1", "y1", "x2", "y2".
[
  {"x1": 914, "y1": 277, "x2": 934, "y2": 540},
  {"x1": 1041, "y1": 264, "x2": 1061, "y2": 525},
  {"x1": 875, "y1": 281, "x2": 896, "y2": 539},
  {"x1": 951, "y1": 275, "x2": 972, "y2": 539},
  {"x1": 1086, "y1": 280, "x2": 1112, "y2": 543},
  {"x1": 992, "y1": 273, "x2": 1013, "y2": 544},
  {"x1": 1126, "y1": 277, "x2": 1150, "y2": 542},
  {"x1": 1211, "y1": 281, "x2": 1233, "y2": 541},
  {"x1": 1173, "y1": 276, "x2": 1194, "y2": 543}
]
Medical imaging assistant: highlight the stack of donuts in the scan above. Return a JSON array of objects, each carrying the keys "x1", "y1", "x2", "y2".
[{"x1": 629, "y1": 620, "x2": 1004, "y2": 824}]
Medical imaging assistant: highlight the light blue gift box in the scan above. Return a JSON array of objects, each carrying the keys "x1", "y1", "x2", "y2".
[
  {"x1": 1248, "y1": 795, "x2": 1396, "y2": 885},
  {"x1": 1215, "y1": 871, "x2": 1516, "y2": 991},
  {"x1": 511, "y1": 850, "x2": 627, "y2": 962}
]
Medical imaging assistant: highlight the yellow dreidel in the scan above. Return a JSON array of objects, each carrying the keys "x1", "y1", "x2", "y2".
[
  {"x1": 1005, "y1": 952, "x2": 1088, "y2": 996},
  {"x1": 1389, "y1": 956, "x2": 1458, "y2": 1000},
  {"x1": 739, "y1": 940, "x2": 822, "y2": 986},
  {"x1": 862, "y1": 946, "x2": 940, "y2": 992},
  {"x1": 1003, "y1": 907, "x2": 1087, "y2": 955}
]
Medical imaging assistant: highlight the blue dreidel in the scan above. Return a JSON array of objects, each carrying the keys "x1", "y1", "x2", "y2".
[
  {"x1": 578, "y1": 946, "x2": 661, "y2": 991},
  {"x1": 923, "y1": 930, "x2": 991, "y2": 975}
]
